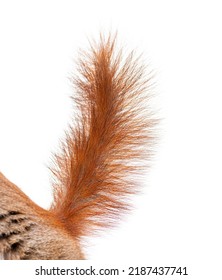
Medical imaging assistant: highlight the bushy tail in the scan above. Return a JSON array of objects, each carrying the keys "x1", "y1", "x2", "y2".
[{"x1": 50, "y1": 34, "x2": 155, "y2": 239}]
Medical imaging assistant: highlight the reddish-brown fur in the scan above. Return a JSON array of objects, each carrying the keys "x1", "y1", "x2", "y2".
[{"x1": 0, "y1": 34, "x2": 155, "y2": 259}]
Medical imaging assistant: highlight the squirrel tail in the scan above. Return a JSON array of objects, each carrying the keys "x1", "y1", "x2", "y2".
[{"x1": 50, "y1": 34, "x2": 155, "y2": 239}]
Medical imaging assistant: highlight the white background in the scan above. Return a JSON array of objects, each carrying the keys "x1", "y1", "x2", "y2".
[{"x1": 0, "y1": 0, "x2": 222, "y2": 279}]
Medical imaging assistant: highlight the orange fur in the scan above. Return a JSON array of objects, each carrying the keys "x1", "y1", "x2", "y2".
[
  {"x1": 50, "y1": 34, "x2": 155, "y2": 239},
  {"x1": 0, "y1": 33, "x2": 155, "y2": 259}
]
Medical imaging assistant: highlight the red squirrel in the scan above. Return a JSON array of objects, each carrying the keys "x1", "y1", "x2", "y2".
[{"x1": 0, "y1": 34, "x2": 155, "y2": 259}]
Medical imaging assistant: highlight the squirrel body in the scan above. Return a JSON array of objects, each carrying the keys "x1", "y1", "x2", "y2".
[{"x1": 0, "y1": 34, "x2": 154, "y2": 259}]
